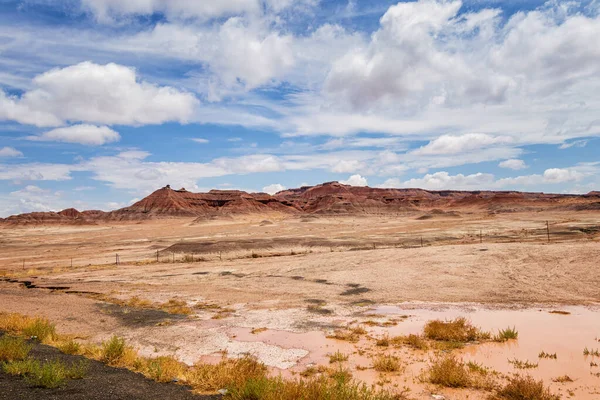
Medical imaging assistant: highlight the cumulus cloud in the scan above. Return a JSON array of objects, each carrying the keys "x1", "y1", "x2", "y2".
[
  {"x1": 0, "y1": 62, "x2": 198, "y2": 127},
  {"x1": 413, "y1": 134, "x2": 513, "y2": 155},
  {"x1": 340, "y1": 174, "x2": 368, "y2": 186},
  {"x1": 262, "y1": 183, "x2": 286, "y2": 194},
  {"x1": 543, "y1": 168, "x2": 584, "y2": 183},
  {"x1": 404, "y1": 171, "x2": 495, "y2": 190},
  {"x1": 0, "y1": 147, "x2": 23, "y2": 157},
  {"x1": 27, "y1": 125, "x2": 120, "y2": 145},
  {"x1": 499, "y1": 159, "x2": 528, "y2": 170},
  {"x1": 81, "y1": 0, "x2": 316, "y2": 23}
]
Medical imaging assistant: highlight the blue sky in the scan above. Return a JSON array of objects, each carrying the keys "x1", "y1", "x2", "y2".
[{"x1": 1, "y1": 0, "x2": 599, "y2": 216}]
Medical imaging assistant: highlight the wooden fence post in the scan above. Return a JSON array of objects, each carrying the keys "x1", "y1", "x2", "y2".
[{"x1": 546, "y1": 221, "x2": 550, "y2": 243}]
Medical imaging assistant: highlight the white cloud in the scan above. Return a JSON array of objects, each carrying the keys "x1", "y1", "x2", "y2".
[
  {"x1": 191, "y1": 138, "x2": 209, "y2": 144},
  {"x1": 340, "y1": 174, "x2": 368, "y2": 186},
  {"x1": 0, "y1": 62, "x2": 198, "y2": 127},
  {"x1": 559, "y1": 140, "x2": 588, "y2": 149},
  {"x1": 543, "y1": 168, "x2": 584, "y2": 183},
  {"x1": 499, "y1": 159, "x2": 528, "y2": 170},
  {"x1": 262, "y1": 183, "x2": 286, "y2": 194},
  {"x1": 0, "y1": 147, "x2": 23, "y2": 158},
  {"x1": 404, "y1": 171, "x2": 495, "y2": 190},
  {"x1": 81, "y1": 0, "x2": 316, "y2": 23},
  {"x1": 27, "y1": 124, "x2": 120, "y2": 145},
  {"x1": 413, "y1": 134, "x2": 513, "y2": 155}
]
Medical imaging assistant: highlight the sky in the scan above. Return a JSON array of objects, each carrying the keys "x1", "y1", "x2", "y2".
[{"x1": 0, "y1": 0, "x2": 600, "y2": 216}]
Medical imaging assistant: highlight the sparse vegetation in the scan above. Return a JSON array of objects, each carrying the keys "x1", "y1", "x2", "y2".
[
  {"x1": 326, "y1": 326, "x2": 366, "y2": 343},
  {"x1": 146, "y1": 356, "x2": 186, "y2": 383},
  {"x1": 58, "y1": 339, "x2": 82, "y2": 355},
  {"x1": 251, "y1": 327, "x2": 268, "y2": 334},
  {"x1": 3, "y1": 358, "x2": 88, "y2": 389},
  {"x1": 0, "y1": 313, "x2": 56, "y2": 344},
  {"x1": 492, "y1": 375, "x2": 560, "y2": 400},
  {"x1": 376, "y1": 335, "x2": 390, "y2": 347},
  {"x1": 372, "y1": 354, "x2": 401, "y2": 372},
  {"x1": 329, "y1": 351, "x2": 349, "y2": 364},
  {"x1": 509, "y1": 359, "x2": 538, "y2": 369},
  {"x1": 552, "y1": 375, "x2": 573, "y2": 383},
  {"x1": 538, "y1": 351, "x2": 557, "y2": 359},
  {"x1": 494, "y1": 327, "x2": 518, "y2": 342},
  {"x1": 390, "y1": 334, "x2": 428, "y2": 350},
  {"x1": 0, "y1": 336, "x2": 32, "y2": 362},
  {"x1": 423, "y1": 317, "x2": 490, "y2": 343},
  {"x1": 427, "y1": 356, "x2": 495, "y2": 390},
  {"x1": 549, "y1": 310, "x2": 571, "y2": 315},
  {"x1": 159, "y1": 298, "x2": 193, "y2": 315},
  {"x1": 101, "y1": 335, "x2": 128, "y2": 365},
  {"x1": 584, "y1": 347, "x2": 600, "y2": 357}
]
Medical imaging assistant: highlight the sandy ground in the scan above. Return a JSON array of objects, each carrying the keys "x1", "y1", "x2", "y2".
[{"x1": 1, "y1": 211, "x2": 599, "y2": 398}]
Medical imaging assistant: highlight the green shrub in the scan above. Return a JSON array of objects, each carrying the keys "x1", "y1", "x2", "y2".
[
  {"x1": 101, "y1": 336, "x2": 126, "y2": 364},
  {"x1": 0, "y1": 336, "x2": 31, "y2": 362}
]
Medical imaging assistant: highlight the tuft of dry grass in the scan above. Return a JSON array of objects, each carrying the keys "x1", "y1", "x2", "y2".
[
  {"x1": 57, "y1": 340, "x2": 81, "y2": 355},
  {"x1": 584, "y1": 347, "x2": 600, "y2": 357},
  {"x1": 493, "y1": 327, "x2": 518, "y2": 342},
  {"x1": 251, "y1": 327, "x2": 268, "y2": 335},
  {"x1": 326, "y1": 326, "x2": 366, "y2": 343},
  {"x1": 549, "y1": 310, "x2": 571, "y2": 315},
  {"x1": 185, "y1": 355, "x2": 268, "y2": 393},
  {"x1": 0, "y1": 313, "x2": 56, "y2": 343},
  {"x1": 146, "y1": 356, "x2": 187, "y2": 383},
  {"x1": 3, "y1": 358, "x2": 88, "y2": 389},
  {"x1": 491, "y1": 375, "x2": 560, "y2": 400},
  {"x1": 508, "y1": 359, "x2": 538, "y2": 369},
  {"x1": 375, "y1": 335, "x2": 390, "y2": 347},
  {"x1": 390, "y1": 334, "x2": 428, "y2": 350},
  {"x1": 372, "y1": 355, "x2": 401, "y2": 373},
  {"x1": 159, "y1": 299, "x2": 193, "y2": 315},
  {"x1": 552, "y1": 375, "x2": 573, "y2": 383},
  {"x1": 538, "y1": 351, "x2": 557, "y2": 359},
  {"x1": 427, "y1": 355, "x2": 496, "y2": 390},
  {"x1": 423, "y1": 317, "x2": 489, "y2": 343},
  {"x1": 329, "y1": 351, "x2": 349, "y2": 364},
  {"x1": 101, "y1": 336, "x2": 136, "y2": 366},
  {"x1": 0, "y1": 336, "x2": 32, "y2": 362}
]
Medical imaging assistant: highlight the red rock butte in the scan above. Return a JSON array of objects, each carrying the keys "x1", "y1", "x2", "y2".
[{"x1": 2, "y1": 182, "x2": 599, "y2": 225}]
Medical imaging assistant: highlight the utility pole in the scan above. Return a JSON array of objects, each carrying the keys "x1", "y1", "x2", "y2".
[
  {"x1": 420, "y1": 236, "x2": 423, "y2": 247},
  {"x1": 546, "y1": 221, "x2": 550, "y2": 243},
  {"x1": 156, "y1": 250, "x2": 159, "y2": 263},
  {"x1": 480, "y1": 230, "x2": 482, "y2": 244}
]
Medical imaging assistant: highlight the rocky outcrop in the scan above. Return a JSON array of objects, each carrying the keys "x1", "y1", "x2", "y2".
[{"x1": 2, "y1": 182, "x2": 598, "y2": 225}]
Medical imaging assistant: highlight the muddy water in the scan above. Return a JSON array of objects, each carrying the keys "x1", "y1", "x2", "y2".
[{"x1": 229, "y1": 304, "x2": 600, "y2": 399}]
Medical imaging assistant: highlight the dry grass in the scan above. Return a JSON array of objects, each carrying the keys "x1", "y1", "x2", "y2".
[
  {"x1": 427, "y1": 355, "x2": 496, "y2": 390},
  {"x1": 101, "y1": 336, "x2": 136, "y2": 366},
  {"x1": 0, "y1": 336, "x2": 32, "y2": 362},
  {"x1": 185, "y1": 355, "x2": 268, "y2": 393},
  {"x1": 390, "y1": 334, "x2": 428, "y2": 350},
  {"x1": 491, "y1": 375, "x2": 560, "y2": 400},
  {"x1": 3, "y1": 358, "x2": 88, "y2": 389},
  {"x1": 329, "y1": 351, "x2": 349, "y2": 364},
  {"x1": 0, "y1": 313, "x2": 56, "y2": 344},
  {"x1": 584, "y1": 347, "x2": 600, "y2": 357},
  {"x1": 225, "y1": 374, "x2": 408, "y2": 400},
  {"x1": 326, "y1": 326, "x2": 366, "y2": 343},
  {"x1": 552, "y1": 375, "x2": 573, "y2": 383},
  {"x1": 508, "y1": 359, "x2": 538, "y2": 369},
  {"x1": 372, "y1": 355, "x2": 401, "y2": 373},
  {"x1": 549, "y1": 310, "x2": 571, "y2": 315},
  {"x1": 375, "y1": 335, "x2": 390, "y2": 347},
  {"x1": 146, "y1": 356, "x2": 187, "y2": 383},
  {"x1": 423, "y1": 317, "x2": 490, "y2": 343},
  {"x1": 159, "y1": 299, "x2": 193, "y2": 315},
  {"x1": 493, "y1": 327, "x2": 518, "y2": 342},
  {"x1": 538, "y1": 351, "x2": 557, "y2": 359},
  {"x1": 251, "y1": 327, "x2": 268, "y2": 334},
  {"x1": 57, "y1": 340, "x2": 82, "y2": 355}
]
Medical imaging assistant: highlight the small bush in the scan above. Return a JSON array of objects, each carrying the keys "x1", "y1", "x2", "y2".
[
  {"x1": 372, "y1": 355, "x2": 401, "y2": 372},
  {"x1": 159, "y1": 299, "x2": 193, "y2": 315},
  {"x1": 494, "y1": 327, "x2": 518, "y2": 342},
  {"x1": 492, "y1": 375, "x2": 560, "y2": 400},
  {"x1": 552, "y1": 375, "x2": 573, "y2": 383},
  {"x1": 375, "y1": 335, "x2": 390, "y2": 347},
  {"x1": 423, "y1": 317, "x2": 489, "y2": 343},
  {"x1": 146, "y1": 356, "x2": 186, "y2": 383},
  {"x1": 0, "y1": 336, "x2": 32, "y2": 362},
  {"x1": 101, "y1": 336, "x2": 127, "y2": 365},
  {"x1": 58, "y1": 340, "x2": 81, "y2": 355},
  {"x1": 25, "y1": 360, "x2": 67, "y2": 388},
  {"x1": 2, "y1": 358, "x2": 38, "y2": 375},
  {"x1": 509, "y1": 359, "x2": 538, "y2": 369},
  {"x1": 391, "y1": 334, "x2": 428, "y2": 350},
  {"x1": 428, "y1": 356, "x2": 471, "y2": 388},
  {"x1": 22, "y1": 318, "x2": 56, "y2": 342}
]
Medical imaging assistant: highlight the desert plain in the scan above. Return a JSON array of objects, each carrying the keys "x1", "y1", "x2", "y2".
[{"x1": 1, "y1": 186, "x2": 600, "y2": 400}]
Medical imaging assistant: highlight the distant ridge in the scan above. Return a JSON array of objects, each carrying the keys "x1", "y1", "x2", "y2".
[{"x1": 1, "y1": 182, "x2": 599, "y2": 225}]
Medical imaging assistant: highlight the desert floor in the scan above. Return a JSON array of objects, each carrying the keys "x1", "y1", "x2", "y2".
[{"x1": 1, "y1": 211, "x2": 599, "y2": 398}]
